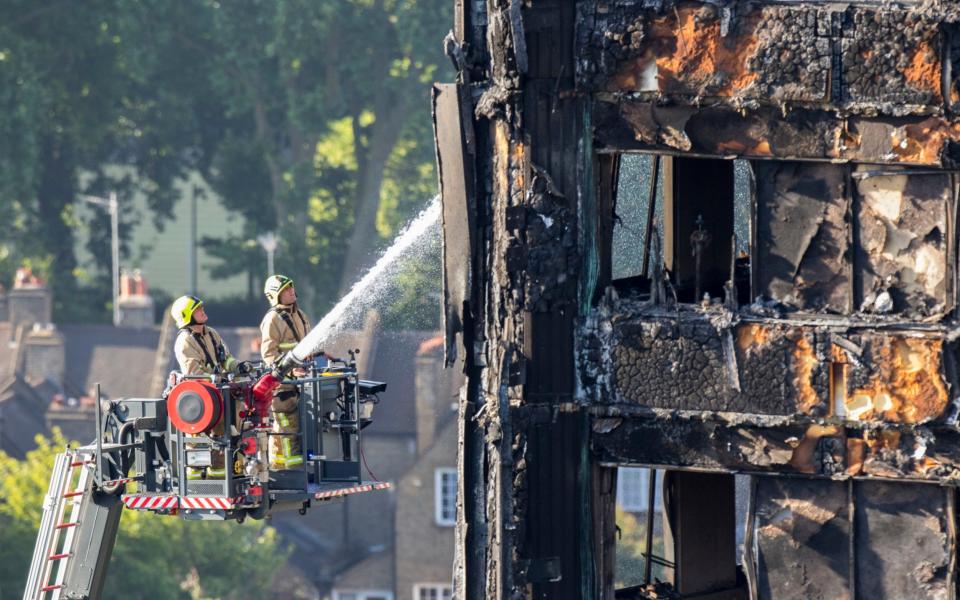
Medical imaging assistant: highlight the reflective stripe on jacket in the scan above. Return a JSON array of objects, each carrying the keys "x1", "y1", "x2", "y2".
[{"x1": 260, "y1": 305, "x2": 311, "y2": 366}]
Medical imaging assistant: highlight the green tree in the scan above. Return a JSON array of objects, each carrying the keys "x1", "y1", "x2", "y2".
[
  {"x1": 0, "y1": 0, "x2": 449, "y2": 323},
  {"x1": 0, "y1": 431, "x2": 287, "y2": 599},
  {"x1": 179, "y1": 0, "x2": 451, "y2": 313},
  {"x1": 0, "y1": 1, "x2": 224, "y2": 321},
  {"x1": 616, "y1": 506, "x2": 666, "y2": 588},
  {"x1": 379, "y1": 223, "x2": 441, "y2": 331}
]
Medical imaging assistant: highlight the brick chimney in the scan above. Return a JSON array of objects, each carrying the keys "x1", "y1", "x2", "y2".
[
  {"x1": 117, "y1": 269, "x2": 155, "y2": 329},
  {"x1": 414, "y1": 335, "x2": 446, "y2": 455},
  {"x1": 20, "y1": 323, "x2": 65, "y2": 386},
  {"x1": 9, "y1": 268, "x2": 51, "y2": 342}
]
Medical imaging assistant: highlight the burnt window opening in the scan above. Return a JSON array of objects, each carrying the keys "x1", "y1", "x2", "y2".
[
  {"x1": 614, "y1": 468, "x2": 748, "y2": 598},
  {"x1": 948, "y1": 23, "x2": 960, "y2": 115},
  {"x1": 611, "y1": 154, "x2": 665, "y2": 285},
  {"x1": 852, "y1": 165, "x2": 952, "y2": 318},
  {"x1": 614, "y1": 467, "x2": 668, "y2": 590},
  {"x1": 611, "y1": 155, "x2": 751, "y2": 305},
  {"x1": 830, "y1": 359, "x2": 848, "y2": 418},
  {"x1": 753, "y1": 161, "x2": 952, "y2": 317}
]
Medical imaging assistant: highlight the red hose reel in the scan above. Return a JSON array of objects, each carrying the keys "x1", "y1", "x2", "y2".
[{"x1": 166, "y1": 380, "x2": 223, "y2": 434}]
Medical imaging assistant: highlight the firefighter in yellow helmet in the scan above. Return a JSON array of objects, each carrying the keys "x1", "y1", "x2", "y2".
[
  {"x1": 260, "y1": 275, "x2": 312, "y2": 470},
  {"x1": 171, "y1": 295, "x2": 242, "y2": 375},
  {"x1": 170, "y1": 295, "x2": 243, "y2": 479}
]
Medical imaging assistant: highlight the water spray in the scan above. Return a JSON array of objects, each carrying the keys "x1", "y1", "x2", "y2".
[{"x1": 253, "y1": 195, "x2": 441, "y2": 402}]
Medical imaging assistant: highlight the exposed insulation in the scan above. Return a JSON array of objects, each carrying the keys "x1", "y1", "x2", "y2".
[
  {"x1": 746, "y1": 7, "x2": 828, "y2": 103},
  {"x1": 753, "y1": 478, "x2": 850, "y2": 600},
  {"x1": 607, "y1": 317, "x2": 805, "y2": 415},
  {"x1": 581, "y1": 2, "x2": 949, "y2": 111},
  {"x1": 595, "y1": 101, "x2": 960, "y2": 165},
  {"x1": 593, "y1": 411, "x2": 960, "y2": 484},
  {"x1": 755, "y1": 162, "x2": 850, "y2": 313},
  {"x1": 582, "y1": 299, "x2": 956, "y2": 425},
  {"x1": 854, "y1": 481, "x2": 952, "y2": 599},
  {"x1": 891, "y1": 118, "x2": 960, "y2": 165},
  {"x1": 848, "y1": 337, "x2": 948, "y2": 424},
  {"x1": 791, "y1": 334, "x2": 819, "y2": 415},
  {"x1": 609, "y1": 5, "x2": 761, "y2": 97},
  {"x1": 844, "y1": 10, "x2": 944, "y2": 107},
  {"x1": 855, "y1": 167, "x2": 949, "y2": 317}
]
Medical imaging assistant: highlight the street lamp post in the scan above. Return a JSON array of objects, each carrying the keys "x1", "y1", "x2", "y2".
[
  {"x1": 81, "y1": 192, "x2": 120, "y2": 327},
  {"x1": 257, "y1": 232, "x2": 277, "y2": 275},
  {"x1": 189, "y1": 186, "x2": 201, "y2": 295}
]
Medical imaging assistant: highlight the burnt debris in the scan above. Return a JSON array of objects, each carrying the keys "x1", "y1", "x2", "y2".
[{"x1": 437, "y1": 0, "x2": 960, "y2": 598}]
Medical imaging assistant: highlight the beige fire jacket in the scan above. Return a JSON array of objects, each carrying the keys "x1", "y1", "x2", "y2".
[
  {"x1": 260, "y1": 304, "x2": 312, "y2": 367},
  {"x1": 174, "y1": 326, "x2": 236, "y2": 376}
]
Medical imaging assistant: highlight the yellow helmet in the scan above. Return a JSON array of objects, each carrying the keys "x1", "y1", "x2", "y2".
[
  {"x1": 170, "y1": 295, "x2": 204, "y2": 329},
  {"x1": 264, "y1": 274, "x2": 294, "y2": 306}
]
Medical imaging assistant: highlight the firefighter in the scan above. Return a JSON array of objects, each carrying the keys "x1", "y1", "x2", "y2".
[
  {"x1": 171, "y1": 295, "x2": 240, "y2": 376},
  {"x1": 260, "y1": 275, "x2": 311, "y2": 470},
  {"x1": 171, "y1": 294, "x2": 242, "y2": 479}
]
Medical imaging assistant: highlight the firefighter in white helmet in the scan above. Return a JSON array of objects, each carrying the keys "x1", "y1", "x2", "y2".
[
  {"x1": 260, "y1": 275, "x2": 312, "y2": 470},
  {"x1": 171, "y1": 294, "x2": 243, "y2": 478}
]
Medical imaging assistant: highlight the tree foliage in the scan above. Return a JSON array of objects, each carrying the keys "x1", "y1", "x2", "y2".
[
  {"x1": 379, "y1": 221, "x2": 441, "y2": 331},
  {"x1": 0, "y1": 0, "x2": 450, "y2": 322},
  {"x1": 0, "y1": 1, "x2": 220, "y2": 320},
  {"x1": 615, "y1": 506, "x2": 666, "y2": 589},
  {"x1": 0, "y1": 431, "x2": 287, "y2": 599},
  {"x1": 191, "y1": 0, "x2": 451, "y2": 311}
]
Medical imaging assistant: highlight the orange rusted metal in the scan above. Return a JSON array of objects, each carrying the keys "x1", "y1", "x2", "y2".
[
  {"x1": 901, "y1": 43, "x2": 942, "y2": 99},
  {"x1": 735, "y1": 323, "x2": 771, "y2": 353},
  {"x1": 849, "y1": 338, "x2": 947, "y2": 424},
  {"x1": 608, "y1": 4, "x2": 757, "y2": 97},
  {"x1": 789, "y1": 424, "x2": 840, "y2": 474},
  {"x1": 889, "y1": 118, "x2": 960, "y2": 165},
  {"x1": 791, "y1": 334, "x2": 819, "y2": 415}
]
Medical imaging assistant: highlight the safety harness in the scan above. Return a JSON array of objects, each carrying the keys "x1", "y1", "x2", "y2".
[
  {"x1": 273, "y1": 306, "x2": 306, "y2": 343},
  {"x1": 272, "y1": 306, "x2": 308, "y2": 403},
  {"x1": 179, "y1": 327, "x2": 226, "y2": 371}
]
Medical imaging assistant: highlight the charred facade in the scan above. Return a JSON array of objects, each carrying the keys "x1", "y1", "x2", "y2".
[{"x1": 435, "y1": 1, "x2": 960, "y2": 598}]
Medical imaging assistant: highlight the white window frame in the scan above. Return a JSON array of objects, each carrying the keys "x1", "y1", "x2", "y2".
[
  {"x1": 413, "y1": 583, "x2": 453, "y2": 600},
  {"x1": 434, "y1": 467, "x2": 457, "y2": 526},
  {"x1": 332, "y1": 590, "x2": 393, "y2": 600}
]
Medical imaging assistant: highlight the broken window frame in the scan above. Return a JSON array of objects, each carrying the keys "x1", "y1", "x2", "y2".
[
  {"x1": 742, "y1": 475, "x2": 957, "y2": 600},
  {"x1": 613, "y1": 465, "x2": 673, "y2": 592},
  {"x1": 608, "y1": 152, "x2": 664, "y2": 286},
  {"x1": 607, "y1": 150, "x2": 751, "y2": 306},
  {"x1": 751, "y1": 160, "x2": 956, "y2": 318}
]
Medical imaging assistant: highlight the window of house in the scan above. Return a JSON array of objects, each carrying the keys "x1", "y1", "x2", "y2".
[
  {"x1": 413, "y1": 583, "x2": 453, "y2": 600},
  {"x1": 333, "y1": 591, "x2": 393, "y2": 600},
  {"x1": 435, "y1": 468, "x2": 457, "y2": 526}
]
